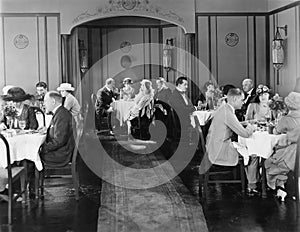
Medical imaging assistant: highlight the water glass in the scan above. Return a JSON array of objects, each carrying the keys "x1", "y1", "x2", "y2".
[{"x1": 19, "y1": 120, "x2": 26, "y2": 130}]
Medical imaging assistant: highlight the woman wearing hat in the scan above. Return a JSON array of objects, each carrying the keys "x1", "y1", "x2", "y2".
[
  {"x1": 120, "y1": 77, "x2": 135, "y2": 101},
  {"x1": 245, "y1": 84, "x2": 272, "y2": 122},
  {"x1": 57, "y1": 83, "x2": 81, "y2": 120},
  {"x1": 265, "y1": 91, "x2": 300, "y2": 201},
  {"x1": 3, "y1": 87, "x2": 38, "y2": 130},
  {"x1": 243, "y1": 84, "x2": 272, "y2": 195}
]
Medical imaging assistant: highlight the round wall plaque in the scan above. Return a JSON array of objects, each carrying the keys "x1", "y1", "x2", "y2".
[
  {"x1": 13, "y1": 34, "x2": 29, "y2": 49},
  {"x1": 225, "y1": 33, "x2": 239, "y2": 47},
  {"x1": 120, "y1": 55, "x2": 132, "y2": 69},
  {"x1": 120, "y1": 41, "x2": 132, "y2": 53},
  {"x1": 122, "y1": 0, "x2": 137, "y2": 10}
]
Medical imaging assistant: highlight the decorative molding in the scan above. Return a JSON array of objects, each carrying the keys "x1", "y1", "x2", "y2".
[
  {"x1": 13, "y1": 34, "x2": 29, "y2": 49},
  {"x1": 72, "y1": 0, "x2": 184, "y2": 25}
]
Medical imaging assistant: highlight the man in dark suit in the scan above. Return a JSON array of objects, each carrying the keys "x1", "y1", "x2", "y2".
[
  {"x1": 236, "y1": 78, "x2": 256, "y2": 121},
  {"x1": 168, "y1": 76, "x2": 195, "y2": 140},
  {"x1": 39, "y1": 91, "x2": 75, "y2": 167},
  {"x1": 95, "y1": 78, "x2": 117, "y2": 134}
]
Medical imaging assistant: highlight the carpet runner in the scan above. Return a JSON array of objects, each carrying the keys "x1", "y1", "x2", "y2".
[{"x1": 97, "y1": 139, "x2": 208, "y2": 232}]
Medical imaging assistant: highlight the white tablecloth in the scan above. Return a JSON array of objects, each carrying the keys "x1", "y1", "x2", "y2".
[
  {"x1": 113, "y1": 100, "x2": 135, "y2": 126},
  {"x1": 236, "y1": 131, "x2": 286, "y2": 164},
  {"x1": 0, "y1": 132, "x2": 46, "y2": 171},
  {"x1": 191, "y1": 110, "x2": 213, "y2": 127}
]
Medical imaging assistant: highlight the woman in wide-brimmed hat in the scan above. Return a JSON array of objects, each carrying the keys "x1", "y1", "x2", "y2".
[
  {"x1": 2, "y1": 87, "x2": 38, "y2": 130},
  {"x1": 57, "y1": 83, "x2": 81, "y2": 120},
  {"x1": 265, "y1": 91, "x2": 300, "y2": 201}
]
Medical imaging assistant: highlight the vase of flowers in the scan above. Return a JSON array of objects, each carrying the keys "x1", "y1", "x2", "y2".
[
  {"x1": 3, "y1": 105, "x2": 18, "y2": 129},
  {"x1": 268, "y1": 93, "x2": 287, "y2": 124}
]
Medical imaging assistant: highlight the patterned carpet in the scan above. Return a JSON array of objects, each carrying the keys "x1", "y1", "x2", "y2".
[{"x1": 97, "y1": 139, "x2": 208, "y2": 232}]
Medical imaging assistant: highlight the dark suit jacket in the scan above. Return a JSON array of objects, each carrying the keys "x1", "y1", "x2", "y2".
[
  {"x1": 95, "y1": 87, "x2": 116, "y2": 116},
  {"x1": 154, "y1": 87, "x2": 171, "y2": 104},
  {"x1": 40, "y1": 106, "x2": 75, "y2": 168},
  {"x1": 236, "y1": 88, "x2": 256, "y2": 121},
  {"x1": 169, "y1": 88, "x2": 195, "y2": 132}
]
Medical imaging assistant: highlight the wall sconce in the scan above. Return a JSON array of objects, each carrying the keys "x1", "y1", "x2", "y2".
[
  {"x1": 79, "y1": 39, "x2": 88, "y2": 73},
  {"x1": 163, "y1": 38, "x2": 174, "y2": 81},
  {"x1": 272, "y1": 25, "x2": 287, "y2": 70}
]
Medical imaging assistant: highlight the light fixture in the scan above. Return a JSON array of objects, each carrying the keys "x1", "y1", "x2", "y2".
[
  {"x1": 272, "y1": 25, "x2": 287, "y2": 70},
  {"x1": 79, "y1": 39, "x2": 88, "y2": 73},
  {"x1": 163, "y1": 38, "x2": 174, "y2": 81}
]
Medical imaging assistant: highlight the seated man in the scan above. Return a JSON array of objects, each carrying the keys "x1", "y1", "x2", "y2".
[
  {"x1": 34, "y1": 81, "x2": 48, "y2": 111},
  {"x1": 200, "y1": 88, "x2": 256, "y2": 190},
  {"x1": 95, "y1": 78, "x2": 117, "y2": 134},
  {"x1": 39, "y1": 91, "x2": 75, "y2": 167}
]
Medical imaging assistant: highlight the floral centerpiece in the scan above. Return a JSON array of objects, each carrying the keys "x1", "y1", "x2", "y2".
[
  {"x1": 3, "y1": 104, "x2": 18, "y2": 129},
  {"x1": 268, "y1": 93, "x2": 288, "y2": 122}
]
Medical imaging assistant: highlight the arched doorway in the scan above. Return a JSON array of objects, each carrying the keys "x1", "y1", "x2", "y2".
[{"x1": 61, "y1": 16, "x2": 196, "y2": 105}]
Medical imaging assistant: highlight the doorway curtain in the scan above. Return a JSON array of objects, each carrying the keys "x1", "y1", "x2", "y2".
[{"x1": 61, "y1": 28, "x2": 83, "y2": 106}]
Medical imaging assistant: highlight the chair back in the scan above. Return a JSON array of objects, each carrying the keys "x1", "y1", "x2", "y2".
[
  {"x1": 32, "y1": 106, "x2": 46, "y2": 127},
  {"x1": 193, "y1": 115, "x2": 206, "y2": 153},
  {"x1": 91, "y1": 93, "x2": 97, "y2": 110},
  {"x1": 0, "y1": 134, "x2": 12, "y2": 187},
  {"x1": 295, "y1": 136, "x2": 300, "y2": 201}
]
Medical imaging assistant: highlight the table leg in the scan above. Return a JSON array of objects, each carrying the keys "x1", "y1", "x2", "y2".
[{"x1": 261, "y1": 158, "x2": 267, "y2": 198}]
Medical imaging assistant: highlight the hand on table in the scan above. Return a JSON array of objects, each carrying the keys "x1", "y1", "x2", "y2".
[
  {"x1": 37, "y1": 126, "x2": 47, "y2": 134},
  {"x1": 107, "y1": 106, "x2": 114, "y2": 113},
  {"x1": 246, "y1": 124, "x2": 257, "y2": 133}
]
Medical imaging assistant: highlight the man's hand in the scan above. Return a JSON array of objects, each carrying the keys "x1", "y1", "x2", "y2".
[{"x1": 37, "y1": 126, "x2": 47, "y2": 134}]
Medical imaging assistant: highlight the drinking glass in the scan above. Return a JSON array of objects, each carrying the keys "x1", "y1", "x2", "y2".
[{"x1": 19, "y1": 120, "x2": 26, "y2": 131}]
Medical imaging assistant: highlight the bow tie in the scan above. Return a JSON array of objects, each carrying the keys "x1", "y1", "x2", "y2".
[
  {"x1": 47, "y1": 111, "x2": 54, "y2": 115},
  {"x1": 178, "y1": 90, "x2": 186, "y2": 94}
]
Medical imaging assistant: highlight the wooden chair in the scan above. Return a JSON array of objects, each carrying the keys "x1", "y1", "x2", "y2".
[
  {"x1": 194, "y1": 115, "x2": 246, "y2": 200},
  {"x1": 37, "y1": 104, "x2": 88, "y2": 201},
  {"x1": 32, "y1": 106, "x2": 46, "y2": 127},
  {"x1": 0, "y1": 134, "x2": 27, "y2": 224},
  {"x1": 294, "y1": 136, "x2": 300, "y2": 201}
]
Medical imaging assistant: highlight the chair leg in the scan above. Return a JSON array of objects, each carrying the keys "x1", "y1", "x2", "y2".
[
  {"x1": 204, "y1": 172, "x2": 209, "y2": 200},
  {"x1": 239, "y1": 160, "x2": 246, "y2": 194},
  {"x1": 8, "y1": 185, "x2": 13, "y2": 224},
  {"x1": 71, "y1": 161, "x2": 79, "y2": 201},
  {"x1": 261, "y1": 158, "x2": 267, "y2": 198},
  {"x1": 20, "y1": 173, "x2": 27, "y2": 203},
  {"x1": 40, "y1": 170, "x2": 45, "y2": 199},
  {"x1": 34, "y1": 168, "x2": 40, "y2": 199}
]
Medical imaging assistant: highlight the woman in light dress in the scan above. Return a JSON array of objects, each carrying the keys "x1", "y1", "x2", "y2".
[
  {"x1": 127, "y1": 79, "x2": 154, "y2": 140},
  {"x1": 265, "y1": 91, "x2": 300, "y2": 201},
  {"x1": 245, "y1": 84, "x2": 272, "y2": 122}
]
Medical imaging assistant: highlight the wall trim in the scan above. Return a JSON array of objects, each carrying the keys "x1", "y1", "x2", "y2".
[
  {"x1": 269, "y1": 1, "x2": 300, "y2": 15},
  {"x1": 0, "y1": 13, "x2": 59, "y2": 17}
]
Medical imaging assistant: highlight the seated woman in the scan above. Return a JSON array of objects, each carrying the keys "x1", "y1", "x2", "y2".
[
  {"x1": 265, "y1": 91, "x2": 300, "y2": 201},
  {"x1": 154, "y1": 77, "x2": 171, "y2": 123},
  {"x1": 243, "y1": 84, "x2": 272, "y2": 195},
  {"x1": 127, "y1": 79, "x2": 154, "y2": 140},
  {"x1": 245, "y1": 84, "x2": 272, "y2": 122},
  {"x1": 120, "y1": 77, "x2": 135, "y2": 101},
  {"x1": 3, "y1": 87, "x2": 38, "y2": 130},
  {"x1": 197, "y1": 81, "x2": 219, "y2": 110}
]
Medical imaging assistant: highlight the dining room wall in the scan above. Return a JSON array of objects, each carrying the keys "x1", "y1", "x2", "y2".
[
  {"x1": 269, "y1": 3, "x2": 300, "y2": 96},
  {"x1": 0, "y1": 14, "x2": 60, "y2": 94},
  {"x1": 196, "y1": 15, "x2": 267, "y2": 93}
]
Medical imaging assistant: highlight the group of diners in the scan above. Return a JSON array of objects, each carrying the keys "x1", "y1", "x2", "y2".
[
  {"x1": 95, "y1": 75, "x2": 300, "y2": 201},
  {"x1": 0, "y1": 82, "x2": 81, "y2": 199}
]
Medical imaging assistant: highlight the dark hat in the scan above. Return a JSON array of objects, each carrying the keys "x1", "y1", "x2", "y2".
[{"x1": 3, "y1": 87, "x2": 33, "y2": 102}]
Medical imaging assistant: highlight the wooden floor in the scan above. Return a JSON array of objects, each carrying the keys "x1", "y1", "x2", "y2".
[{"x1": 1, "y1": 134, "x2": 300, "y2": 231}]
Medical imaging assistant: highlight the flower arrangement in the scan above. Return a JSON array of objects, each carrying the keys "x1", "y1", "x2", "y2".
[
  {"x1": 268, "y1": 93, "x2": 288, "y2": 115},
  {"x1": 3, "y1": 105, "x2": 18, "y2": 118}
]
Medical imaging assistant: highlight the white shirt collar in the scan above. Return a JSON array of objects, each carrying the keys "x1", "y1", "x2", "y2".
[
  {"x1": 106, "y1": 86, "x2": 112, "y2": 92},
  {"x1": 227, "y1": 103, "x2": 235, "y2": 113},
  {"x1": 247, "y1": 88, "x2": 254, "y2": 95}
]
